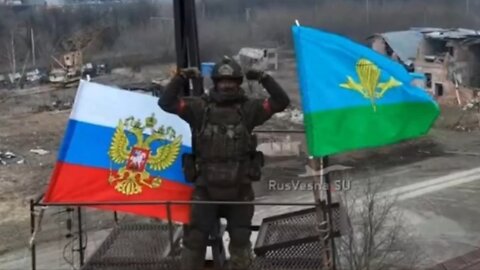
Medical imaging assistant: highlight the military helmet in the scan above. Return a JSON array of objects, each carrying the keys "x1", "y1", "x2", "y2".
[{"x1": 211, "y1": 56, "x2": 244, "y2": 83}]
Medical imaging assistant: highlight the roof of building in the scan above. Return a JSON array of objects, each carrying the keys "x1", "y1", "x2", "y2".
[
  {"x1": 411, "y1": 27, "x2": 480, "y2": 40},
  {"x1": 371, "y1": 27, "x2": 480, "y2": 65},
  {"x1": 379, "y1": 30, "x2": 424, "y2": 66}
]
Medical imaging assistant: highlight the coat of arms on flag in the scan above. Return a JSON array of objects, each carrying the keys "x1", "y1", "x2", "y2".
[
  {"x1": 292, "y1": 25, "x2": 439, "y2": 157},
  {"x1": 43, "y1": 80, "x2": 193, "y2": 223},
  {"x1": 108, "y1": 115, "x2": 182, "y2": 195}
]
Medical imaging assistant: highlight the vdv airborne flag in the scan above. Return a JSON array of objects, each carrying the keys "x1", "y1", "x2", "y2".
[
  {"x1": 292, "y1": 26, "x2": 440, "y2": 156},
  {"x1": 43, "y1": 80, "x2": 193, "y2": 223}
]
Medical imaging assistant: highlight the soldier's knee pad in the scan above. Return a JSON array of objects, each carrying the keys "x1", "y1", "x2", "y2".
[
  {"x1": 183, "y1": 228, "x2": 208, "y2": 250},
  {"x1": 229, "y1": 227, "x2": 251, "y2": 248}
]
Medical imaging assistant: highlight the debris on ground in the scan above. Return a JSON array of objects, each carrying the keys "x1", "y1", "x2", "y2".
[
  {"x1": 273, "y1": 107, "x2": 304, "y2": 125},
  {"x1": 454, "y1": 125, "x2": 473, "y2": 132},
  {"x1": 257, "y1": 135, "x2": 302, "y2": 157},
  {"x1": 36, "y1": 99, "x2": 73, "y2": 112},
  {"x1": 0, "y1": 151, "x2": 22, "y2": 165},
  {"x1": 29, "y1": 149, "x2": 50, "y2": 155}
]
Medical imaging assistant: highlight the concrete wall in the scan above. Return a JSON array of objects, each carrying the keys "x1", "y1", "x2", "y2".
[
  {"x1": 466, "y1": 44, "x2": 480, "y2": 88},
  {"x1": 415, "y1": 39, "x2": 477, "y2": 106}
]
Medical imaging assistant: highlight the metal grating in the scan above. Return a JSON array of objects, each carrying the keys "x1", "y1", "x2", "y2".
[
  {"x1": 331, "y1": 203, "x2": 346, "y2": 236},
  {"x1": 81, "y1": 223, "x2": 182, "y2": 270},
  {"x1": 80, "y1": 209, "x2": 347, "y2": 270},
  {"x1": 252, "y1": 241, "x2": 325, "y2": 270},
  {"x1": 254, "y1": 205, "x2": 342, "y2": 255}
]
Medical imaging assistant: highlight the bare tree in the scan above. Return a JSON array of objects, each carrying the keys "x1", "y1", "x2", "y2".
[{"x1": 336, "y1": 177, "x2": 423, "y2": 270}]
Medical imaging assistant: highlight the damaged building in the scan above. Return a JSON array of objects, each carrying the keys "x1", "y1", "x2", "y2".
[
  {"x1": 370, "y1": 28, "x2": 480, "y2": 106},
  {"x1": 369, "y1": 30, "x2": 423, "y2": 72}
]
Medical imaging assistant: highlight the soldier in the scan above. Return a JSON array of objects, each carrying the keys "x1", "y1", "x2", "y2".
[{"x1": 158, "y1": 57, "x2": 290, "y2": 270}]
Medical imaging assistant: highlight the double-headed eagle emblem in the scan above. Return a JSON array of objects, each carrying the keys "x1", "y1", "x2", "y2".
[
  {"x1": 340, "y1": 58, "x2": 402, "y2": 111},
  {"x1": 108, "y1": 114, "x2": 182, "y2": 195}
]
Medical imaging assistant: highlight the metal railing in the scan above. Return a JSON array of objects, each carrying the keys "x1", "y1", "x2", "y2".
[
  {"x1": 28, "y1": 129, "x2": 340, "y2": 270},
  {"x1": 29, "y1": 198, "x2": 333, "y2": 270}
]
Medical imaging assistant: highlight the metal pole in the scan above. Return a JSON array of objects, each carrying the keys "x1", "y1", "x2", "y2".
[
  {"x1": 466, "y1": 0, "x2": 470, "y2": 15},
  {"x1": 77, "y1": 207, "x2": 85, "y2": 266},
  {"x1": 30, "y1": 200, "x2": 36, "y2": 270},
  {"x1": 166, "y1": 202, "x2": 175, "y2": 251},
  {"x1": 40, "y1": 201, "x2": 319, "y2": 207},
  {"x1": 173, "y1": 0, "x2": 186, "y2": 71},
  {"x1": 11, "y1": 30, "x2": 16, "y2": 75},
  {"x1": 173, "y1": 0, "x2": 190, "y2": 96},
  {"x1": 323, "y1": 157, "x2": 337, "y2": 270},
  {"x1": 308, "y1": 157, "x2": 331, "y2": 268},
  {"x1": 31, "y1": 28, "x2": 35, "y2": 67},
  {"x1": 184, "y1": 0, "x2": 203, "y2": 96}
]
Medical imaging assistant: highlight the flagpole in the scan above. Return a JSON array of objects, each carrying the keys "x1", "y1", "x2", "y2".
[
  {"x1": 77, "y1": 207, "x2": 85, "y2": 266},
  {"x1": 322, "y1": 156, "x2": 337, "y2": 270},
  {"x1": 308, "y1": 157, "x2": 331, "y2": 268},
  {"x1": 296, "y1": 18, "x2": 337, "y2": 269}
]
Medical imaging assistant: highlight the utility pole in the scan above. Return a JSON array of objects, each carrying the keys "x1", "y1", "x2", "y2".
[
  {"x1": 11, "y1": 30, "x2": 16, "y2": 75},
  {"x1": 31, "y1": 28, "x2": 36, "y2": 67},
  {"x1": 245, "y1": 8, "x2": 251, "y2": 22}
]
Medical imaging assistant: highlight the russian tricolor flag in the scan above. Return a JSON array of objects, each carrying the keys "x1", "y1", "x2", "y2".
[{"x1": 43, "y1": 80, "x2": 193, "y2": 223}]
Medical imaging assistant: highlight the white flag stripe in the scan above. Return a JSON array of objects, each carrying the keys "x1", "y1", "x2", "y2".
[{"x1": 70, "y1": 80, "x2": 192, "y2": 147}]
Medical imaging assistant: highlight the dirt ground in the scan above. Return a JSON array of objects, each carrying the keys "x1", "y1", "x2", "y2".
[{"x1": 1, "y1": 58, "x2": 480, "y2": 268}]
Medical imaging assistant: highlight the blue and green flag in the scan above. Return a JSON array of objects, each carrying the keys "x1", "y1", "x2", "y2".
[{"x1": 292, "y1": 25, "x2": 440, "y2": 157}]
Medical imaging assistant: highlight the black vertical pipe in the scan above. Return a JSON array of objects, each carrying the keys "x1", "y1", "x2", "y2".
[
  {"x1": 173, "y1": 0, "x2": 190, "y2": 96},
  {"x1": 323, "y1": 156, "x2": 337, "y2": 269},
  {"x1": 77, "y1": 207, "x2": 85, "y2": 266},
  {"x1": 185, "y1": 0, "x2": 200, "y2": 68},
  {"x1": 184, "y1": 0, "x2": 203, "y2": 96},
  {"x1": 174, "y1": 0, "x2": 203, "y2": 97},
  {"x1": 30, "y1": 200, "x2": 36, "y2": 270},
  {"x1": 174, "y1": 0, "x2": 186, "y2": 70}
]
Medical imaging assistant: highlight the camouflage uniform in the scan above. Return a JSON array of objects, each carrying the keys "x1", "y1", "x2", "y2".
[{"x1": 158, "y1": 58, "x2": 290, "y2": 270}]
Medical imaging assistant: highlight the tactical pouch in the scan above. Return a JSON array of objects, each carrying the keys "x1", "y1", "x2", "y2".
[
  {"x1": 182, "y1": 153, "x2": 197, "y2": 183},
  {"x1": 247, "y1": 151, "x2": 264, "y2": 182},
  {"x1": 201, "y1": 162, "x2": 243, "y2": 200}
]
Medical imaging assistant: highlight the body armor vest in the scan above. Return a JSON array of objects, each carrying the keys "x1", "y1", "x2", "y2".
[
  {"x1": 191, "y1": 100, "x2": 259, "y2": 200},
  {"x1": 194, "y1": 101, "x2": 256, "y2": 162}
]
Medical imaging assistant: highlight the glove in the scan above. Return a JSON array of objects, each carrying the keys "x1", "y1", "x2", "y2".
[
  {"x1": 179, "y1": 67, "x2": 201, "y2": 79},
  {"x1": 245, "y1": 69, "x2": 266, "y2": 81}
]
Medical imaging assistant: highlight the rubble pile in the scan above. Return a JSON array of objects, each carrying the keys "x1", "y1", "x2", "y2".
[
  {"x1": 273, "y1": 107, "x2": 304, "y2": 125},
  {"x1": 36, "y1": 99, "x2": 73, "y2": 112},
  {"x1": 454, "y1": 95, "x2": 480, "y2": 132},
  {"x1": 257, "y1": 135, "x2": 302, "y2": 157},
  {"x1": 0, "y1": 151, "x2": 23, "y2": 165}
]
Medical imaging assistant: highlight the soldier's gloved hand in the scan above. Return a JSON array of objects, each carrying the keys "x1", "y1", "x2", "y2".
[
  {"x1": 245, "y1": 69, "x2": 266, "y2": 81},
  {"x1": 179, "y1": 67, "x2": 201, "y2": 79}
]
